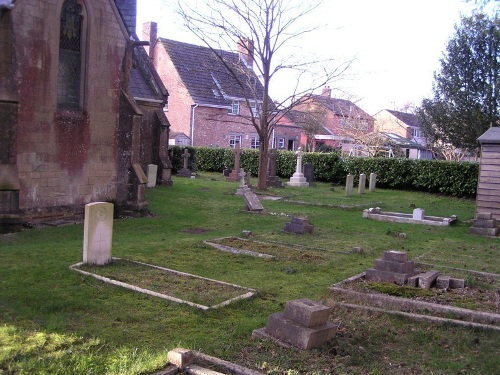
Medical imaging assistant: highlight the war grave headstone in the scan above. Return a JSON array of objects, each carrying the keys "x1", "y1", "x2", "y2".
[
  {"x1": 345, "y1": 174, "x2": 354, "y2": 196},
  {"x1": 358, "y1": 173, "x2": 366, "y2": 194},
  {"x1": 287, "y1": 147, "x2": 309, "y2": 187},
  {"x1": 227, "y1": 143, "x2": 241, "y2": 182},
  {"x1": 284, "y1": 217, "x2": 314, "y2": 234},
  {"x1": 304, "y1": 163, "x2": 315, "y2": 187},
  {"x1": 177, "y1": 148, "x2": 192, "y2": 177},
  {"x1": 83, "y1": 202, "x2": 114, "y2": 265},
  {"x1": 413, "y1": 208, "x2": 425, "y2": 220},
  {"x1": 235, "y1": 169, "x2": 251, "y2": 196},
  {"x1": 243, "y1": 191, "x2": 264, "y2": 212},
  {"x1": 266, "y1": 149, "x2": 284, "y2": 187},
  {"x1": 252, "y1": 298, "x2": 337, "y2": 350},
  {"x1": 369, "y1": 172, "x2": 377, "y2": 192},
  {"x1": 147, "y1": 164, "x2": 158, "y2": 188}
]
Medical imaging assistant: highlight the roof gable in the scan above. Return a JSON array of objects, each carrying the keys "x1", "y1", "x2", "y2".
[
  {"x1": 160, "y1": 38, "x2": 264, "y2": 107},
  {"x1": 309, "y1": 95, "x2": 372, "y2": 120},
  {"x1": 386, "y1": 109, "x2": 421, "y2": 128}
]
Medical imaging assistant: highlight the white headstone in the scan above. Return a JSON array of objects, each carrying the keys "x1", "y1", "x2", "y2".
[
  {"x1": 147, "y1": 164, "x2": 158, "y2": 188},
  {"x1": 413, "y1": 208, "x2": 425, "y2": 220},
  {"x1": 83, "y1": 202, "x2": 113, "y2": 265},
  {"x1": 287, "y1": 147, "x2": 309, "y2": 187}
]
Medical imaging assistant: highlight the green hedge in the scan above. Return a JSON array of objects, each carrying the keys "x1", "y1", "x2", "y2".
[{"x1": 169, "y1": 146, "x2": 479, "y2": 197}]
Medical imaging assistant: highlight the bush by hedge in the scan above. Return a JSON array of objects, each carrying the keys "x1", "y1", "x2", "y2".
[{"x1": 169, "y1": 146, "x2": 479, "y2": 197}]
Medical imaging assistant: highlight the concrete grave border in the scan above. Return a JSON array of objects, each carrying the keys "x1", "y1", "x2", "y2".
[
  {"x1": 329, "y1": 272, "x2": 500, "y2": 331},
  {"x1": 204, "y1": 237, "x2": 276, "y2": 259},
  {"x1": 363, "y1": 208, "x2": 457, "y2": 226},
  {"x1": 70, "y1": 257, "x2": 255, "y2": 310}
]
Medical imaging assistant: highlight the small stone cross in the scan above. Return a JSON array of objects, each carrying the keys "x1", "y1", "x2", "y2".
[
  {"x1": 182, "y1": 148, "x2": 190, "y2": 169},
  {"x1": 239, "y1": 169, "x2": 247, "y2": 188}
]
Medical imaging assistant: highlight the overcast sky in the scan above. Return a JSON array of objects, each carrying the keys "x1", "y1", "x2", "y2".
[{"x1": 136, "y1": 0, "x2": 482, "y2": 115}]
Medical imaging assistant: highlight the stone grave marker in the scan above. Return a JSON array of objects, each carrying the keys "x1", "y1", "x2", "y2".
[
  {"x1": 358, "y1": 173, "x2": 366, "y2": 194},
  {"x1": 266, "y1": 149, "x2": 283, "y2": 187},
  {"x1": 365, "y1": 250, "x2": 418, "y2": 285},
  {"x1": 287, "y1": 147, "x2": 309, "y2": 187},
  {"x1": 469, "y1": 212, "x2": 499, "y2": 236},
  {"x1": 132, "y1": 163, "x2": 148, "y2": 208},
  {"x1": 284, "y1": 217, "x2": 314, "y2": 234},
  {"x1": 235, "y1": 169, "x2": 251, "y2": 196},
  {"x1": 83, "y1": 202, "x2": 114, "y2": 265},
  {"x1": 345, "y1": 174, "x2": 354, "y2": 196},
  {"x1": 227, "y1": 143, "x2": 241, "y2": 182},
  {"x1": 304, "y1": 163, "x2": 315, "y2": 186},
  {"x1": 147, "y1": 164, "x2": 158, "y2": 188},
  {"x1": 369, "y1": 173, "x2": 377, "y2": 192},
  {"x1": 413, "y1": 208, "x2": 425, "y2": 220},
  {"x1": 178, "y1": 148, "x2": 192, "y2": 177},
  {"x1": 252, "y1": 298, "x2": 337, "y2": 350},
  {"x1": 243, "y1": 191, "x2": 264, "y2": 212}
]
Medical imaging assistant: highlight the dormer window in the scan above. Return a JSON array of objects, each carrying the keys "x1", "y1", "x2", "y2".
[{"x1": 228, "y1": 100, "x2": 240, "y2": 115}]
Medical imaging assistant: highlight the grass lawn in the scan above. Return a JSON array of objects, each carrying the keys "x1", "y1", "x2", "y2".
[{"x1": 1, "y1": 172, "x2": 499, "y2": 374}]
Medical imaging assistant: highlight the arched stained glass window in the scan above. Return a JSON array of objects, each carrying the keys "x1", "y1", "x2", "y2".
[{"x1": 57, "y1": 0, "x2": 83, "y2": 109}]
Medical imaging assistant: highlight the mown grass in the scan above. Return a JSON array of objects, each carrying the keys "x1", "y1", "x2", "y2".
[{"x1": 1, "y1": 172, "x2": 499, "y2": 374}]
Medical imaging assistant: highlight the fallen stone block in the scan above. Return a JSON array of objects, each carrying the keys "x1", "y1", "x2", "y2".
[
  {"x1": 167, "y1": 348, "x2": 194, "y2": 370},
  {"x1": 365, "y1": 268, "x2": 417, "y2": 285},
  {"x1": 449, "y1": 278, "x2": 465, "y2": 289},
  {"x1": 418, "y1": 271, "x2": 440, "y2": 289},
  {"x1": 382, "y1": 250, "x2": 408, "y2": 263},
  {"x1": 436, "y1": 275, "x2": 451, "y2": 289}
]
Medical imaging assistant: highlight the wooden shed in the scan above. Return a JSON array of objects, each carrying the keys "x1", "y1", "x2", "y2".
[{"x1": 476, "y1": 127, "x2": 500, "y2": 221}]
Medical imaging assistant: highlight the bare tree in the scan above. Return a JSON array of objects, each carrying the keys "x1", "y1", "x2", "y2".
[{"x1": 174, "y1": 0, "x2": 350, "y2": 189}]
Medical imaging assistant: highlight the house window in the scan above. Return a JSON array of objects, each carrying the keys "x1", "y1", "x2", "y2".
[
  {"x1": 57, "y1": 0, "x2": 84, "y2": 110},
  {"x1": 228, "y1": 100, "x2": 240, "y2": 115},
  {"x1": 250, "y1": 136, "x2": 260, "y2": 149},
  {"x1": 410, "y1": 128, "x2": 422, "y2": 138},
  {"x1": 278, "y1": 137, "x2": 285, "y2": 149},
  {"x1": 229, "y1": 134, "x2": 241, "y2": 148},
  {"x1": 250, "y1": 102, "x2": 261, "y2": 117}
]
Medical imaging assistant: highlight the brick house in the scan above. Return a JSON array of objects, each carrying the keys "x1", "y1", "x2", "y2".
[
  {"x1": 142, "y1": 22, "x2": 301, "y2": 150},
  {"x1": 373, "y1": 109, "x2": 432, "y2": 159},
  {"x1": 293, "y1": 87, "x2": 374, "y2": 153},
  {"x1": 0, "y1": 0, "x2": 169, "y2": 224}
]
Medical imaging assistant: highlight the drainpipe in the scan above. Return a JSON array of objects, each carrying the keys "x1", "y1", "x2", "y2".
[{"x1": 190, "y1": 103, "x2": 198, "y2": 146}]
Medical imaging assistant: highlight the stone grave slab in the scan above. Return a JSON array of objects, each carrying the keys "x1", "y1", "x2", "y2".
[
  {"x1": 418, "y1": 270, "x2": 440, "y2": 289},
  {"x1": 243, "y1": 191, "x2": 264, "y2": 212},
  {"x1": 284, "y1": 217, "x2": 314, "y2": 234},
  {"x1": 83, "y1": 202, "x2": 113, "y2": 265},
  {"x1": 147, "y1": 164, "x2": 158, "y2": 188}
]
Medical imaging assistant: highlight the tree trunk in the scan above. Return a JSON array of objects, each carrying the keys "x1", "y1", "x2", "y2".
[{"x1": 257, "y1": 135, "x2": 269, "y2": 190}]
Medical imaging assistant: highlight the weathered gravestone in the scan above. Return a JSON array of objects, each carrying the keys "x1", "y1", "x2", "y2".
[
  {"x1": 266, "y1": 149, "x2": 284, "y2": 187},
  {"x1": 413, "y1": 208, "x2": 425, "y2": 220},
  {"x1": 345, "y1": 174, "x2": 354, "y2": 196},
  {"x1": 147, "y1": 164, "x2": 158, "y2": 188},
  {"x1": 227, "y1": 143, "x2": 241, "y2": 182},
  {"x1": 365, "y1": 250, "x2": 419, "y2": 285},
  {"x1": 235, "y1": 169, "x2": 251, "y2": 196},
  {"x1": 284, "y1": 217, "x2": 314, "y2": 234},
  {"x1": 252, "y1": 298, "x2": 337, "y2": 350},
  {"x1": 178, "y1": 148, "x2": 192, "y2": 177},
  {"x1": 369, "y1": 173, "x2": 377, "y2": 192},
  {"x1": 304, "y1": 163, "x2": 315, "y2": 187},
  {"x1": 161, "y1": 153, "x2": 173, "y2": 186},
  {"x1": 83, "y1": 202, "x2": 113, "y2": 265},
  {"x1": 358, "y1": 173, "x2": 366, "y2": 194},
  {"x1": 287, "y1": 147, "x2": 309, "y2": 187},
  {"x1": 243, "y1": 191, "x2": 264, "y2": 212},
  {"x1": 469, "y1": 212, "x2": 499, "y2": 236}
]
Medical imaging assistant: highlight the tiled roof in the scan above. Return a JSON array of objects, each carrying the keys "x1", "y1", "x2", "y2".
[
  {"x1": 160, "y1": 38, "x2": 264, "y2": 107},
  {"x1": 309, "y1": 95, "x2": 373, "y2": 120},
  {"x1": 129, "y1": 47, "x2": 168, "y2": 102},
  {"x1": 114, "y1": 0, "x2": 137, "y2": 36},
  {"x1": 382, "y1": 132, "x2": 422, "y2": 148},
  {"x1": 386, "y1": 109, "x2": 421, "y2": 128}
]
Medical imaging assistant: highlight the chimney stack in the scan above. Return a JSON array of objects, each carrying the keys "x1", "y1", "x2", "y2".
[
  {"x1": 321, "y1": 86, "x2": 331, "y2": 98},
  {"x1": 237, "y1": 37, "x2": 254, "y2": 68},
  {"x1": 142, "y1": 22, "x2": 157, "y2": 60}
]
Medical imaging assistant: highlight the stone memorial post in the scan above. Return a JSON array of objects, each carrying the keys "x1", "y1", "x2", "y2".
[
  {"x1": 358, "y1": 173, "x2": 366, "y2": 194},
  {"x1": 132, "y1": 163, "x2": 148, "y2": 209},
  {"x1": 266, "y1": 148, "x2": 283, "y2": 187},
  {"x1": 147, "y1": 164, "x2": 158, "y2": 188},
  {"x1": 178, "y1": 148, "x2": 192, "y2": 177},
  {"x1": 235, "y1": 169, "x2": 251, "y2": 195},
  {"x1": 227, "y1": 143, "x2": 241, "y2": 182},
  {"x1": 83, "y1": 202, "x2": 114, "y2": 265},
  {"x1": 345, "y1": 174, "x2": 354, "y2": 196},
  {"x1": 304, "y1": 163, "x2": 315, "y2": 186},
  {"x1": 287, "y1": 147, "x2": 309, "y2": 187},
  {"x1": 369, "y1": 173, "x2": 377, "y2": 192}
]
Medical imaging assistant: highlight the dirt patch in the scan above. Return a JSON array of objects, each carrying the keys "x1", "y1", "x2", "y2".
[{"x1": 182, "y1": 227, "x2": 211, "y2": 234}]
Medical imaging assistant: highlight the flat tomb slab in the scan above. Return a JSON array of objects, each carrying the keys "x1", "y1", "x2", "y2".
[{"x1": 70, "y1": 258, "x2": 255, "y2": 310}]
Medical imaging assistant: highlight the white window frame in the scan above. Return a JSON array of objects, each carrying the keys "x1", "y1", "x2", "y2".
[
  {"x1": 278, "y1": 137, "x2": 285, "y2": 149},
  {"x1": 229, "y1": 134, "x2": 242, "y2": 148},
  {"x1": 250, "y1": 136, "x2": 260, "y2": 149},
  {"x1": 228, "y1": 100, "x2": 240, "y2": 115}
]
